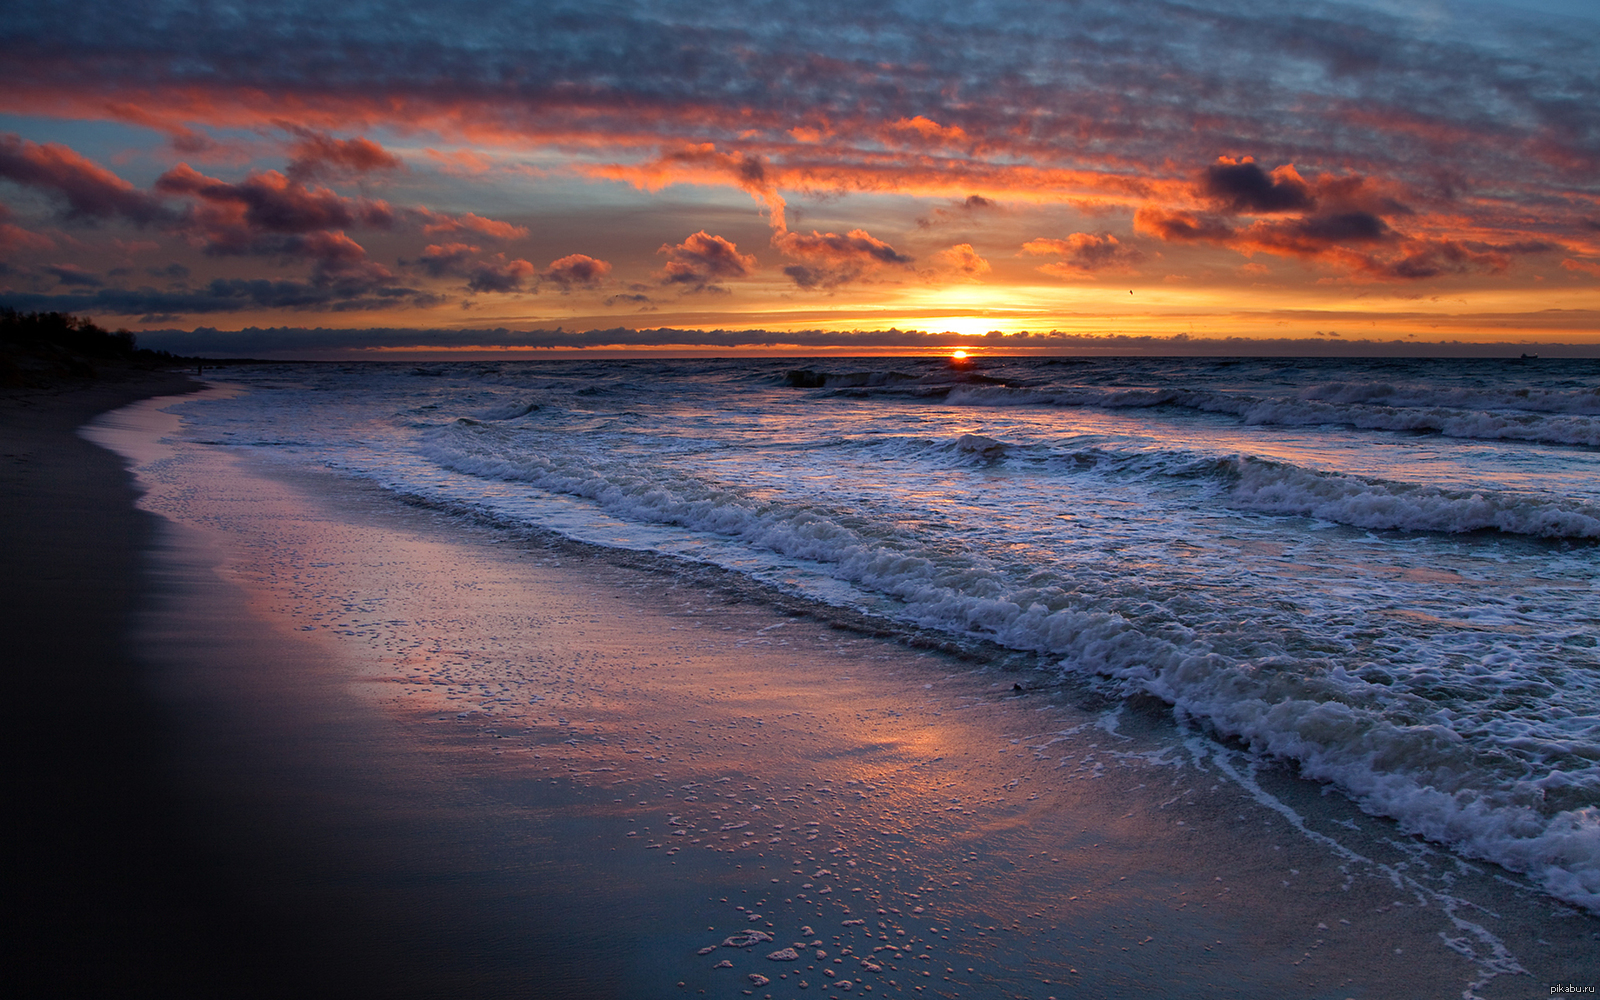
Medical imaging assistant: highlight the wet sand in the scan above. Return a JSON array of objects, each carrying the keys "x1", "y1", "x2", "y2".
[{"x1": 12, "y1": 382, "x2": 1598, "y2": 999}]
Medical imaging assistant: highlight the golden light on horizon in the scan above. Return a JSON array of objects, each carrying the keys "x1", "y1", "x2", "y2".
[{"x1": 951, "y1": 349, "x2": 968, "y2": 359}]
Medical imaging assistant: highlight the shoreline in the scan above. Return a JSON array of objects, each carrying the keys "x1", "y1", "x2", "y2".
[{"x1": 7, "y1": 374, "x2": 1597, "y2": 998}]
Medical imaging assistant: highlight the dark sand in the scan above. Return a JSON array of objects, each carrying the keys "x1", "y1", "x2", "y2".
[
  {"x1": 7, "y1": 376, "x2": 1598, "y2": 999},
  {"x1": 0, "y1": 371, "x2": 248, "y2": 997}
]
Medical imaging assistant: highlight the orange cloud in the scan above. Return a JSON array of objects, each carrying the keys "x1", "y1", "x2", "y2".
[
  {"x1": 888, "y1": 116, "x2": 969, "y2": 146},
  {"x1": 596, "y1": 143, "x2": 790, "y2": 230},
  {"x1": 1023, "y1": 233, "x2": 1142, "y2": 279},
  {"x1": 928, "y1": 243, "x2": 991, "y2": 280}
]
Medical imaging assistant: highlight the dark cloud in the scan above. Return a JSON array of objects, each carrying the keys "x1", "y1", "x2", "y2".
[
  {"x1": 1365, "y1": 240, "x2": 1510, "y2": 280},
  {"x1": 1201, "y1": 159, "x2": 1315, "y2": 214},
  {"x1": 0, "y1": 204, "x2": 56, "y2": 254},
  {"x1": 415, "y1": 241, "x2": 480, "y2": 278},
  {"x1": 284, "y1": 128, "x2": 405, "y2": 181},
  {"x1": 112, "y1": 323, "x2": 1600, "y2": 360},
  {"x1": 155, "y1": 164, "x2": 394, "y2": 251},
  {"x1": 1261, "y1": 211, "x2": 1393, "y2": 251},
  {"x1": 657, "y1": 231, "x2": 756, "y2": 292},
  {"x1": 0, "y1": 276, "x2": 440, "y2": 318},
  {"x1": 466, "y1": 257, "x2": 536, "y2": 294},
  {"x1": 45, "y1": 263, "x2": 103, "y2": 286},
  {"x1": 0, "y1": 133, "x2": 172, "y2": 225},
  {"x1": 1133, "y1": 158, "x2": 1549, "y2": 282},
  {"x1": 774, "y1": 228, "x2": 912, "y2": 288},
  {"x1": 288, "y1": 229, "x2": 395, "y2": 285}
]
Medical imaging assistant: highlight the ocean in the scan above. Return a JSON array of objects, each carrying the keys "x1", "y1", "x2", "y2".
[{"x1": 153, "y1": 353, "x2": 1600, "y2": 922}]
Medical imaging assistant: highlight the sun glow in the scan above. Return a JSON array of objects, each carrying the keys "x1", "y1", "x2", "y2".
[{"x1": 951, "y1": 349, "x2": 968, "y2": 359}]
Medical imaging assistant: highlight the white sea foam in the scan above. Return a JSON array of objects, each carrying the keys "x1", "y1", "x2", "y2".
[
  {"x1": 1226, "y1": 456, "x2": 1600, "y2": 537},
  {"x1": 863, "y1": 432, "x2": 1600, "y2": 538}
]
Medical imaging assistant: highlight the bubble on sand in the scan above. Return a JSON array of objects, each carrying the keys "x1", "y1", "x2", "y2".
[
  {"x1": 714, "y1": 959, "x2": 733, "y2": 969},
  {"x1": 723, "y1": 930, "x2": 774, "y2": 948},
  {"x1": 697, "y1": 945, "x2": 718, "y2": 955},
  {"x1": 768, "y1": 948, "x2": 799, "y2": 961},
  {"x1": 749, "y1": 974, "x2": 771, "y2": 986}
]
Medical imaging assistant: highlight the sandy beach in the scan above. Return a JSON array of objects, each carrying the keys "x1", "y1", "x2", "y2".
[{"x1": 6, "y1": 375, "x2": 1597, "y2": 998}]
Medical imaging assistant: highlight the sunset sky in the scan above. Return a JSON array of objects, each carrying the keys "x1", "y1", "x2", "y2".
[{"x1": 2, "y1": 0, "x2": 1597, "y2": 355}]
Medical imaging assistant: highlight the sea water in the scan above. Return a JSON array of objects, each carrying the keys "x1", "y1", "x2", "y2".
[{"x1": 165, "y1": 354, "x2": 1600, "y2": 914}]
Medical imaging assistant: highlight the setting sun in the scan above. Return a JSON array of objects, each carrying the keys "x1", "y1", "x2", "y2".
[{"x1": 951, "y1": 349, "x2": 968, "y2": 359}]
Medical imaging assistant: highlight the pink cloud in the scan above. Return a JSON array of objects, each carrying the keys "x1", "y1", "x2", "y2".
[
  {"x1": 774, "y1": 227, "x2": 912, "y2": 289},
  {"x1": 0, "y1": 205, "x2": 56, "y2": 254},
  {"x1": 155, "y1": 163, "x2": 393, "y2": 252},
  {"x1": 467, "y1": 256, "x2": 537, "y2": 294},
  {"x1": 542, "y1": 253, "x2": 611, "y2": 289},
  {"x1": 658, "y1": 231, "x2": 757, "y2": 292},
  {"x1": 414, "y1": 208, "x2": 528, "y2": 240},
  {"x1": 0, "y1": 133, "x2": 171, "y2": 225},
  {"x1": 417, "y1": 241, "x2": 480, "y2": 277},
  {"x1": 284, "y1": 128, "x2": 405, "y2": 181}
]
